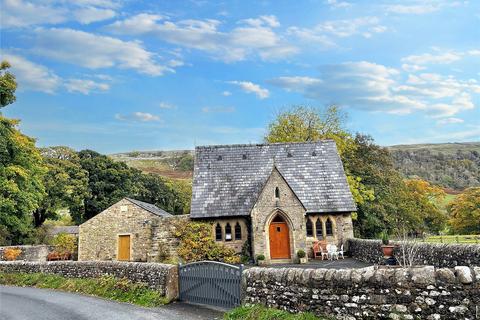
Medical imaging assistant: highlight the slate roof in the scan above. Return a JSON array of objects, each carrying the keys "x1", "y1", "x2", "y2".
[
  {"x1": 48, "y1": 226, "x2": 79, "y2": 236},
  {"x1": 190, "y1": 140, "x2": 356, "y2": 219},
  {"x1": 125, "y1": 198, "x2": 173, "y2": 217}
]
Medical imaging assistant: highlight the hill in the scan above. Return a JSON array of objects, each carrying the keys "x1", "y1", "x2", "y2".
[
  {"x1": 388, "y1": 142, "x2": 480, "y2": 191},
  {"x1": 111, "y1": 142, "x2": 480, "y2": 191}
]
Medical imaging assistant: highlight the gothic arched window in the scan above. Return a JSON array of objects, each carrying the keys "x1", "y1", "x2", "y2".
[
  {"x1": 326, "y1": 218, "x2": 334, "y2": 236},
  {"x1": 215, "y1": 223, "x2": 222, "y2": 241},
  {"x1": 275, "y1": 187, "x2": 280, "y2": 199},
  {"x1": 225, "y1": 223, "x2": 232, "y2": 241},
  {"x1": 306, "y1": 219, "x2": 313, "y2": 237},
  {"x1": 316, "y1": 219, "x2": 323, "y2": 239},
  {"x1": 234, "y1": 222, "x2": 242, "y2": 240}
]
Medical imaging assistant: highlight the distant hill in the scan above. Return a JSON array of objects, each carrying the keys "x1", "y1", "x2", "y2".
[
  {"x1": 388, "y1": 142, "x2": 480, "y2": 191},
  {"x1": 111, "y1": 142, "x2": 480, "y2": 190}
]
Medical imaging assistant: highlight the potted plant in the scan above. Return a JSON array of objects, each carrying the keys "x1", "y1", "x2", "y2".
[
  {"x1": 380, "y1": 231, "x2": 395, "y2": 258},
  {"x1": 256, "y1": 254, "x2": 266, "y2": 266},
  {"x1": 297, "y1": 249, "x2": 307, "y2": 264}
]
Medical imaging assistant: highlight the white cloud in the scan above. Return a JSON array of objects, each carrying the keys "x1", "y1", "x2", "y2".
[
  {"x1": 74, "y1": 6, "x2": 116, "y2": 24},
  {"x1": 269, "y1": 61, "x2": 479, "y2": 117},
  {"x1": 222, "y1": 91, "x2": 232, "y2": 96},
  {"x1": 158, "y1": 102, "x2": 176, "y2": 109},
  {"x1": 201, "y1": 106, "x2": 235, "y2": 113},
  {"x1": 385, "y1": 1, "x2": 463, "y2": 15},
  {"x1": 401, "y1": 64, "x2": 426, "y2": 72},
  {"x1": 32, "y1": 28, "x2": 171, "y2": 76},
  {"x1": 1, "y1": 0, "x2": 67, "y2": 27},
  {"x1": 3, "y1": 53, "x2": 60, "y2": 93},
  {"x1": 115, "y1": 112, "x2": 160, "y2": 122},
  {"x1": 107, "y1": 14, "x2": 297, "y2": 62},
  {"x1": 325, "y1": 0, "x2": 351, "y2": 8},
  {"x1": 436, "y1": 117, "x2": 464, "y2": 125},
  {"x1": 402, "y1": 52, "x2": 462, "y2": 65},
  {"x1": 65, "y1": 78, "x2": 110, "y2": 94},
  {"x1": 228, "y1": 81, "x2": 270, "y2": 99}
]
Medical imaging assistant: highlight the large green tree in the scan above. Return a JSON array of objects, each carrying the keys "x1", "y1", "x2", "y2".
[
  {"x1": 0, "y1": 61, "x2": 17, "y2": 108},
  {"x1": 33, "y1": 147, "x2": 89, "y2": 227},
  {"x1": 75, "y1": 150, "x2": 143, "y2": 223},
  {"x1": 0, "y1": 116, "x2": 46, "y2": 244}
]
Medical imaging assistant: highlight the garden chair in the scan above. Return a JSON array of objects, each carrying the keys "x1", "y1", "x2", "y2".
[
  {"x1": 313, "y1": 241, "x2": 329, "y2": 260},
  {"x1": 327, "y1": 244, "x2": 339, "y2": 260},
  {"x1": 338, "y1": 244, "x2": 345, "y2": 259}
]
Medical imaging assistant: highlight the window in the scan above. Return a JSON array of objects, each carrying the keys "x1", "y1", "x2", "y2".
[
  {"x1": 306, "y1": 219, "x2": 313, "y2": 237},
  {"x1": 315, "y1": 219, "x2": 323, "y2": 239},
  {"x1": 275, "y1": 187, "x2": 280, "y2": 199},
  {"x1": 242, "y1": 154, "x2": 247, "y2": 160},
  {"x1": 234, "y1": 222, "x2": 242, "y2": 240},
  {"x1": 225, "y1": 223, "x2": 232, "y2": 241},
  {"x1": 215, "y1": 223, "x2": 222, "y2": 241},
  {"x1": 217, "y1": 155, "x2": 222, "y2": 161},
  {"x1": 326, "y1": 218, "x2": 333, "y2": 236}
]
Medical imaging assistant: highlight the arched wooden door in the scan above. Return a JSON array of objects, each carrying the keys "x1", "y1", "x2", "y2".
[{"x1": 269, "y1": 215, "x2": 291, "y2": 259}]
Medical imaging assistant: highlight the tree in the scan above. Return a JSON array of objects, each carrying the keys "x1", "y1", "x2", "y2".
[
  {"x1": 0, "y1": 61, "x2": 17, "y2": 108},
  {"x1": 265, "y1": 106, "x2": 374, "y2": 207},
  {"x1": 33, "y1": 147, "x2": 89, "y2": 227},
  {"x1": 75, "y1": 150, "x2": 143, "y2": 223},
  {"x1": 0, "y1": 116, "x2": 46, "y2": 244},
  {"x1": 448, "y1": 187, "x2": 480, "y2": 234}
]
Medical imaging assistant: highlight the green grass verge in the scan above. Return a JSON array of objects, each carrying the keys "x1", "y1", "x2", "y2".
[
  {"x1": 0, "y1": 272, "x2": 169, "y2": 307},
  {"x1": 224, "y1": 304, "x2": 330, "y2": 320},
  {"x1": 423, "y1": 234, "x2": 480, "y2": 244}
]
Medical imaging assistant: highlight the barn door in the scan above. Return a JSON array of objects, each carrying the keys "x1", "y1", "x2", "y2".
[{"x1": 117, "y1": 235, "x2": 131, "y2": 261}]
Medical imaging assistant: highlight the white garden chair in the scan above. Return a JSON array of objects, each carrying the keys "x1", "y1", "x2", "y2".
[
  {"x1": 327, "y1": 244, "x2": 339, "y2": 260},
  {"x1": 338, "y1": 244, "x2": 345, "y2": 259}
]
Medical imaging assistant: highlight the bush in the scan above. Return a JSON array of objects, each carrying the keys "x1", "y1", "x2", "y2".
[
  {"x1": 0, "y1": 273, "x2": 168, "y2": 306},
  {"x1": 3, "y1": 248, "x2": 22, "y2": 261},
  {"x1": 225, "y1": 304, "x2": 325, "y2": 320},
  {"x1": 51, "y1": 233, "x2": 77, "y2": 259},
  {"x1": 297, "y1": 249, "x2": 306, "y2": 259},
  {"x1": 380, "y1": 231, "x2": 389, "y2": 245},
  {"x1": 256, "y1": 254, "x2": 265, "y2": 261},
  {"x1": 173, "y1": 221, "x2": 240, "y2": 264}
]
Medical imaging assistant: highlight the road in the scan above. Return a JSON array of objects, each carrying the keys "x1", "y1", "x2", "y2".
[{"x1": 0, "y1": 286, "x2": 224, "y2": 320}]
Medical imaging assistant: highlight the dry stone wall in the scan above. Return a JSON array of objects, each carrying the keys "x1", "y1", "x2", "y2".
[
  {"x1": 244, "y1": 266, "x2": 480, "y2": 320},
  {"x1": 0, "y1": 260, "x2": 178, "y2": 301},
  {"x1": 0, "y1": 245, "x2": 53, "y2": 262},
  {"x1": 348, "y1": 238, "x2": 480, "y2": 267}
]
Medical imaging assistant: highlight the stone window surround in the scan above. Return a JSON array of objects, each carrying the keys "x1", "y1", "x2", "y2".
[
  {"x1": 116, "y1": 232, "x2": 133, "y2": 262},
  {"x1": 212, "y1": 219, "x2": 248, "y2": 243},
  {"x1": 305, "y1": 215, "x2": 337, "y2": 241}
]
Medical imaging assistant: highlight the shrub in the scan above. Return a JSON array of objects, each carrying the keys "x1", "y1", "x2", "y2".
[
  {"x1": 173, "y1": 221, "x2": 240, "y2": 264},
  {"x1": 3, "y1": 247, "x2": 22, "y2": 261},
  {"x1": 297, "y1": 249, "x2": 306, "y2": 259},
  {"x1": 256, "y1": 254, "x2": 265, "y2": 261},
  {"x1": 380, "y1": 231, "x2": 389, "y2": 245},
  {"x1": 51, "y1": 233, "x2": 77, "y2": 259}
]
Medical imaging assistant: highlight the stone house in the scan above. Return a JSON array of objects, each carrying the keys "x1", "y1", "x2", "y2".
[
  {"x1": 78, "y1": 141, "x2": 356, "y2": 264},
  {"x1": 78, "y1": 198, "x2": 181, "y2": 262},
  {"x1": 191, "y1": 141, "x2": 356, "y2": 264}
]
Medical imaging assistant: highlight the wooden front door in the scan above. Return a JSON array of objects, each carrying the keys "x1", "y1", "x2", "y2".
[
  {"x1": 117, "y1": 235, "x2": 131, "y2": 261},
  {"x1": 269, "y1": 220, "x2": 291, "y2": 259}
]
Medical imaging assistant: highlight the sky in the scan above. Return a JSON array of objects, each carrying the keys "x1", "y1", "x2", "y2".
[{"x1": 1, "y1": 0, "x2": 479, "y2": 153}]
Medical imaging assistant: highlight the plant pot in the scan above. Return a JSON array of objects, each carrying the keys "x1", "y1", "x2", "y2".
[
  {"x1": 299, "y1": 257, "x2": 307, "y2": 264},
  {"x1": 257, "y1": 260, "x2": 267, "y2": 266},
  {"x1": 381, "y1": 245, "x2": 395, "y2": 258}
]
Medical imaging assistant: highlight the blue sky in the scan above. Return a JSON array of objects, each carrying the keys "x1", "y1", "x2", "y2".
[{"x1": 1, "y1": 0, "x2": 479, "y2": 153}]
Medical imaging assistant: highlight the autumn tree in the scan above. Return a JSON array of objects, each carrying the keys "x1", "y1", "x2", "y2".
[{"x1": 448, "y1": 187, "x2": 480, "y2": 234}]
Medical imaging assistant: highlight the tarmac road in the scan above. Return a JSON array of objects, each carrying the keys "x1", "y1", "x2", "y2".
[{"x1": 0, "y1": 286, "x2": 223, "y2": 320}]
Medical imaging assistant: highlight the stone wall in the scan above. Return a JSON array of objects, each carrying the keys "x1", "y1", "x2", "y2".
[
  {"x1": 348, "y1": 238, "x2": 480, "y2": 267},
  {"x1": 148, "y1": 215, "x2": 190, "y2": 262},
  {"x1": 79, "y1": 199, "x2": 159, "y2": 262},
  {"x1": 0, "y1": 245, "x2": 53, "y2": 262},
  {"x1": 0, "y1": 260, "x2": 178, "y2": 301},
  {"x1": 244, "y1": 265, "x2": 480, "y2": 319}
]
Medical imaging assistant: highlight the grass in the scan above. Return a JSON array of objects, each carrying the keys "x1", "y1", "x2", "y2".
[
  {"x1": 224, "y1": 305, "x2": 329, "y2": 320},
  {"x1": 0, "y1": 272, "x2": 169, "y2": 307},
  {"x1": 422, "y1": 234, "x2": 480, "y2": 244}
]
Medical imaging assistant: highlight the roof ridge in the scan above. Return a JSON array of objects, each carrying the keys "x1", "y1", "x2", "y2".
[{"x1": 195, "y1": 140, "x2": 335, "y2": 150}]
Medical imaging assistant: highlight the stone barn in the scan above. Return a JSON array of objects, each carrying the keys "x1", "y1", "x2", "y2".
[{"x1": 190, "y1": 140, "x2": 356, "y2": 264}]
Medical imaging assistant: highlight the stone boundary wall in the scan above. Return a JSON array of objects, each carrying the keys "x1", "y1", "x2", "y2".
[
  {"x1": 243, "y1": 266, "x2": 480, "y2": 319},
  {"x1": 348, "y1": 238, "x2": 480, "y2": 267},
  {"x1": 0, "y1": 245, "x2": 54, "y2": 262},
  {"x1": 0, "y1": 261, "x2": 178, "y2": 301}
]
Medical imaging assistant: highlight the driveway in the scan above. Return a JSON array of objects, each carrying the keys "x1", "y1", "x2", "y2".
[
  {"x1": 247, "y1": 257, "x2": 373, "y2": 269},
  {"x1": 0, "y1": 286, "x2": 224, "y2": 320}
]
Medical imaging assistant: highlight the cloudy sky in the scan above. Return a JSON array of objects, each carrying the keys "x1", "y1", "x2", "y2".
[{"x1": 1, "y1": 0, "x2": 479, "y2": 153}]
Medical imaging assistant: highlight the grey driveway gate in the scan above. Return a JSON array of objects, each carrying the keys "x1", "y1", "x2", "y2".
[{"x1": 178, "y1": 261, "x2": 243, "y2": 309}]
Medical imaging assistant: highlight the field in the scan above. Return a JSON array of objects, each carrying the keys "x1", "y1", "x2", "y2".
[{"x1": 422, "y1": 235, "x2": 480, "y2": 244}]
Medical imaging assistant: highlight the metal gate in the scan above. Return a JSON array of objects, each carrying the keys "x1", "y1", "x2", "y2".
[{"x1": 178, "y1": 261, "x2": 243, "y2": 309}]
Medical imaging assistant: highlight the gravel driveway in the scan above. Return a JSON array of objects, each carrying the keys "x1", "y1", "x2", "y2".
[{"x1": 0, "y1": 286, "x2": 224, "y2": 320}]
